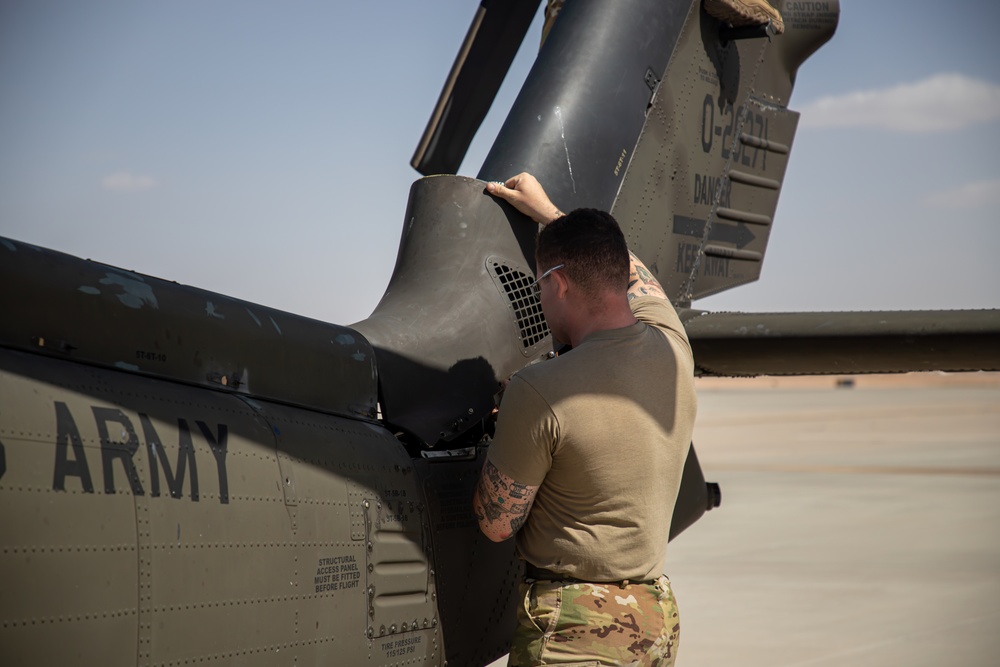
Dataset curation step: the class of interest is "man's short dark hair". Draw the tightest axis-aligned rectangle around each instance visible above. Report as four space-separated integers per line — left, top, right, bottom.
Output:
536 208 630 295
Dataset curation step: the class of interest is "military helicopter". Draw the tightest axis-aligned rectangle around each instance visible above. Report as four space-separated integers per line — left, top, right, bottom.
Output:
2 1 998 665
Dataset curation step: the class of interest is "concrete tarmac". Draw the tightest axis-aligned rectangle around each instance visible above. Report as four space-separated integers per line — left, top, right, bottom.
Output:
487 377 1000 666
669 379 1000 666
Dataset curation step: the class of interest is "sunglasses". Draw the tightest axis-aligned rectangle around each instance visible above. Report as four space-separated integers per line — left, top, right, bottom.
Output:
531 263 565 288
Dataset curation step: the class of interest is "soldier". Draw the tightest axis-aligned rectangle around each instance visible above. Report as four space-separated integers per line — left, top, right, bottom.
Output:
474 174 698 666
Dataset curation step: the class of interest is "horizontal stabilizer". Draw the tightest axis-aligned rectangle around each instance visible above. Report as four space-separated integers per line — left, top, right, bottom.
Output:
682 309 1000 376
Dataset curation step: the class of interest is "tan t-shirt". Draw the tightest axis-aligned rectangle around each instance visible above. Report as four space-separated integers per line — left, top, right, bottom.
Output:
488 296 697 582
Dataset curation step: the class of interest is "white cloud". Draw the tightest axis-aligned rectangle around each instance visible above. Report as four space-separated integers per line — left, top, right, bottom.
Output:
922 178 1000 209
799 74 1000 132
102 171 157 192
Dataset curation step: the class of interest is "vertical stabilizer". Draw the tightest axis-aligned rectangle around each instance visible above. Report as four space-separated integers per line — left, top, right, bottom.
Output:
612 0 840 305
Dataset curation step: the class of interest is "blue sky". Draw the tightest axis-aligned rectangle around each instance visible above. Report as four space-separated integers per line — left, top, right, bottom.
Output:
1 0 997 324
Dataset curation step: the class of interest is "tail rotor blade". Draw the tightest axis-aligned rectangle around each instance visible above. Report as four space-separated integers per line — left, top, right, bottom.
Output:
411 0 540 176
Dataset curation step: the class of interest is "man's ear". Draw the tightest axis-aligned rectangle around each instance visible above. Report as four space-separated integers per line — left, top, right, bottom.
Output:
551 270 571 299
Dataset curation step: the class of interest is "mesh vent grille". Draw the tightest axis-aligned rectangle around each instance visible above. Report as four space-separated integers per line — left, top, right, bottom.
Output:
493 263 550 349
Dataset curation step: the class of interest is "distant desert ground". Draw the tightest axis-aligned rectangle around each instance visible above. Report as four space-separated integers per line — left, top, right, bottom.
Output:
696 370 1000 390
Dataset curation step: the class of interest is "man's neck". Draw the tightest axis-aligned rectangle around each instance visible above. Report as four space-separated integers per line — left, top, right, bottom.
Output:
566 293 637 347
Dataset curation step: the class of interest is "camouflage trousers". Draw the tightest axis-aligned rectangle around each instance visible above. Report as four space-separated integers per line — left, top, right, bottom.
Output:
509 575 679 666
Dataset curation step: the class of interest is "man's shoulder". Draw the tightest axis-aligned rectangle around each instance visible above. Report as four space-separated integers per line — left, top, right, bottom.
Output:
511 352 580 398
512 356 561 387
629 295 684 332
629 296 694 362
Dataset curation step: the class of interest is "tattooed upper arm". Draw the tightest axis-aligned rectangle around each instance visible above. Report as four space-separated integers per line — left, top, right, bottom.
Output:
472 460 539 542
627 251 667 302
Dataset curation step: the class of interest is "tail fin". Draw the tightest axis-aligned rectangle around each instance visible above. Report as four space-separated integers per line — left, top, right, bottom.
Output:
613 1 839 306
462 0 838 306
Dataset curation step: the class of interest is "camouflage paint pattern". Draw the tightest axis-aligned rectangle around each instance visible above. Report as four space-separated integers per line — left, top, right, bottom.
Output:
510 576 680 666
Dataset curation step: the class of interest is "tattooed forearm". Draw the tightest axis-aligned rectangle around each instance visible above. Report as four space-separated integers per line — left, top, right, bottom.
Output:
478 465 512 522
473 460 540 542
478 461 526 521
